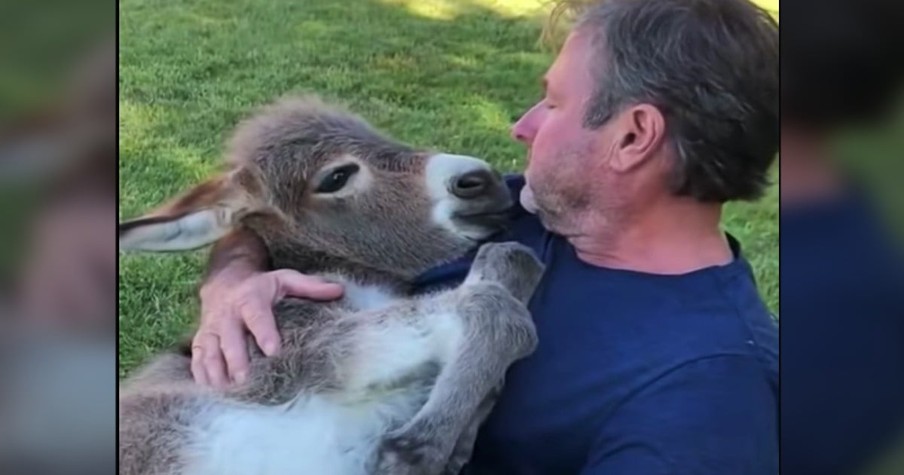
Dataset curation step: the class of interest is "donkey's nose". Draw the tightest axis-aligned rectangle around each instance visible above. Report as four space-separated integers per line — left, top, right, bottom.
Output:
451 169 495 199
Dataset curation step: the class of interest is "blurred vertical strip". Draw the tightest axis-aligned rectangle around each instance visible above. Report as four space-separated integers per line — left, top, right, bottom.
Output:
0 0 116 473
780 1 904 475
0 0 115 298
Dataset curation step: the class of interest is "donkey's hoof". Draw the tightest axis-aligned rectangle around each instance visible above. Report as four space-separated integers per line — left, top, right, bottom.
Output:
375 428 447 475
465 242 544 303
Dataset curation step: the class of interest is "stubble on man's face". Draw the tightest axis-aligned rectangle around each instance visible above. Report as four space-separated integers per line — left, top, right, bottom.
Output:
516 30 624 237
523 137 599 235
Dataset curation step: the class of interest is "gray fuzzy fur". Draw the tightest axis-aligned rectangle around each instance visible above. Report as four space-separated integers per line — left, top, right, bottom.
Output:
118 96 544 475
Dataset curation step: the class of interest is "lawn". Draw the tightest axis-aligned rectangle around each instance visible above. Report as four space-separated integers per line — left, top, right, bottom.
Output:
118 0 780 376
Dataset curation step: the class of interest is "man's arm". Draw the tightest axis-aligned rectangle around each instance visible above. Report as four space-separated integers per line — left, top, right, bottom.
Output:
202 227 271 286
192 227 343 388
580 355 777 475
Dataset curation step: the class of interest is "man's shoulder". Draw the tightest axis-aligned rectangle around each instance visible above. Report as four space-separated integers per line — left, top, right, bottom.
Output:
535 236 777 379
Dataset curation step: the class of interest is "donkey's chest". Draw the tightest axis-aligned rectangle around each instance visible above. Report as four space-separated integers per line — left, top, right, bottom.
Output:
340 281 400 311
188 389 428 475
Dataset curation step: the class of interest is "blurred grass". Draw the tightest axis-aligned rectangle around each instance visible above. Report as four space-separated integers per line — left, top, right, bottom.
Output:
0 0 113 119
118 0 780 376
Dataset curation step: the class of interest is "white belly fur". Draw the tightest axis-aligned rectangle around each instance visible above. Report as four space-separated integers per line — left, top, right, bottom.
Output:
186 388 427 475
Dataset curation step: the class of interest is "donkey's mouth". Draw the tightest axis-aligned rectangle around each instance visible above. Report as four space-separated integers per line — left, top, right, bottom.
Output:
454 203 514 218
452 206 514 231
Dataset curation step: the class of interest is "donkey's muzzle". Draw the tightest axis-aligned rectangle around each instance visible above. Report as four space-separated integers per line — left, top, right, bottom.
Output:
450 168 501 200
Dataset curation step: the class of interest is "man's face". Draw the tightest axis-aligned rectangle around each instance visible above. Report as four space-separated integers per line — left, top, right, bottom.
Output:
511 32 621 235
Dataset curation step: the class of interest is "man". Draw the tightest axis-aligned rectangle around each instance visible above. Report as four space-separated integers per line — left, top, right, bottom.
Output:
779 1 904 474
192 0 779 472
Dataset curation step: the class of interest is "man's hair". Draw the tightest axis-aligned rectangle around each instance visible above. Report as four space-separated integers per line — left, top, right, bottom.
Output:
547 0 779 203
780 0 904 129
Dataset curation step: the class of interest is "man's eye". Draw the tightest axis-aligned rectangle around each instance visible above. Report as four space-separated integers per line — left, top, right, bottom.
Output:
315 164 359 193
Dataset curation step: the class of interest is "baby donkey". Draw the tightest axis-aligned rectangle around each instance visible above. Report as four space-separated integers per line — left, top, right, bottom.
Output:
118 96 544 475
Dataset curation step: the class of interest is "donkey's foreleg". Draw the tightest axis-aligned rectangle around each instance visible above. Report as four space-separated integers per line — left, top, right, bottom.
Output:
441 381 504 475
375 242 544 475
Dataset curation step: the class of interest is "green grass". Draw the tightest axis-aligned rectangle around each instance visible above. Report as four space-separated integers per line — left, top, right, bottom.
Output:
119 0 779 376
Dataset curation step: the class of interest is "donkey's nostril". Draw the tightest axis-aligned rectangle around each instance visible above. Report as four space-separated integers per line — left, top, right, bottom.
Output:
451 170 492 199
458 174 484 189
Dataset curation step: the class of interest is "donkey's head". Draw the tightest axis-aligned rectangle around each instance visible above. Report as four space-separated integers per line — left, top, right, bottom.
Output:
119 96 514 279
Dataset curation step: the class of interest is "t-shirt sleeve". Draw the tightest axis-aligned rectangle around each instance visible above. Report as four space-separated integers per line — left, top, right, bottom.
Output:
579 355 777 475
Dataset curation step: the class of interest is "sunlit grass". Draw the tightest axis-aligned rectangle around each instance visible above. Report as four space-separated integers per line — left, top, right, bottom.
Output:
384 0 547 19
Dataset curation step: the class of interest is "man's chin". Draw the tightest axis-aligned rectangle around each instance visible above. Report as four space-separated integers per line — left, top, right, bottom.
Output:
519 185 568 234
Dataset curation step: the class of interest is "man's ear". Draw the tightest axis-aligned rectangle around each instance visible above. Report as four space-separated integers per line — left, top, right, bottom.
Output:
119 173 248 252
609 104 666 173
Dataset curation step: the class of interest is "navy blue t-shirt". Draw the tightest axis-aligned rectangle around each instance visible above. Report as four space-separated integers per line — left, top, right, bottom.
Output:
780 184 904 475
414 175 779 474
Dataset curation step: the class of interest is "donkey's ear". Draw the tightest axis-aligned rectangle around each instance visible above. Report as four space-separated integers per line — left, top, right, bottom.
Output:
119 174 245 252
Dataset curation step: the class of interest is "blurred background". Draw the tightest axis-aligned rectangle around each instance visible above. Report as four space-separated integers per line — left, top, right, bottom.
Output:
780 0 904 474
0 0 115 473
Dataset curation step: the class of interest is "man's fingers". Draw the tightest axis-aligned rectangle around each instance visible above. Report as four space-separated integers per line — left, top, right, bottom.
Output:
196 333 228 389
272 270 344 300
234 270 344 356
190 343 209 386
219 323 250 385
190 269 340 385
237 297 281 357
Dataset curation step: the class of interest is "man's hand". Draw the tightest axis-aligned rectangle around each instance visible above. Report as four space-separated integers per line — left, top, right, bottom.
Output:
193 269 343 388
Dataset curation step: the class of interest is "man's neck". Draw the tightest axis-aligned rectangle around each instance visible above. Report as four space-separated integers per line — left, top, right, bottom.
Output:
568 198 732 275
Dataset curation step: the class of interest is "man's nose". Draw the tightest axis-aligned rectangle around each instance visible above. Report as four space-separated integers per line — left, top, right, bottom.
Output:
510 120 532 144
510 107 537 145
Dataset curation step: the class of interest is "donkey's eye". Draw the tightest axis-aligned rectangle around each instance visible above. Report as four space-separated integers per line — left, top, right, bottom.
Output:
315 164 359 194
